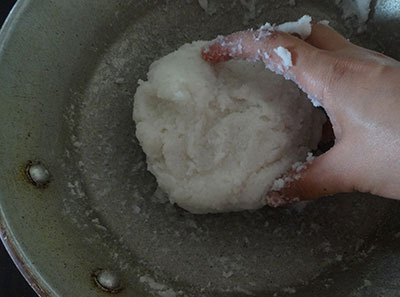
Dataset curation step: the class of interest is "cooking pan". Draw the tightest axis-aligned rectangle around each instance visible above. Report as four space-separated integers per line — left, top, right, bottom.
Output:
1 0 400 296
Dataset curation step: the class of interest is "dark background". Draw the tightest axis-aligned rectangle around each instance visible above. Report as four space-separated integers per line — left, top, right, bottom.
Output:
1 0 38 296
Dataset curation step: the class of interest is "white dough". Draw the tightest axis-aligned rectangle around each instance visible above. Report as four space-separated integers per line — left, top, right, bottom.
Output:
275 15 312 39
273 46 293 69
133 41 324 214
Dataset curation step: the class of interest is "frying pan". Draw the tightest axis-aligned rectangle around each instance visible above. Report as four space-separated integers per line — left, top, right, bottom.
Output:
1 0 400 296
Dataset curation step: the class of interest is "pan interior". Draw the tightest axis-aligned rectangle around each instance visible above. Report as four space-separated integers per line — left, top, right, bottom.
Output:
60 0 400 296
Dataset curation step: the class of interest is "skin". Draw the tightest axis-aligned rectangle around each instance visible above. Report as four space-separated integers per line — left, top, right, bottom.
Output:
201 24 400 206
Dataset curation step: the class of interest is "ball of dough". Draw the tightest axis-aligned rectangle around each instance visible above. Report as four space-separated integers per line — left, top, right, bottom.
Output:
133 41 324 214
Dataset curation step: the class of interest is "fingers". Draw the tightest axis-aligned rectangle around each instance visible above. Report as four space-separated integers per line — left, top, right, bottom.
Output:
201 24 355 109
306 23 352 51
202 30 336 108
202 30 318 73
266 144 355 206
201 23 351 64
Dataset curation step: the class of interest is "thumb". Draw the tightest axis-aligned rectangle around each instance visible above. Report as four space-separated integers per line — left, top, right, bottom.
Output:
266 144 355 207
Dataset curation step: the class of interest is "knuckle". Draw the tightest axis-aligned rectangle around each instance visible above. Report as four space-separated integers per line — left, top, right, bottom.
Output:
327 57 349 86
322 52 387 95
320 54 356 97
266 31 291 47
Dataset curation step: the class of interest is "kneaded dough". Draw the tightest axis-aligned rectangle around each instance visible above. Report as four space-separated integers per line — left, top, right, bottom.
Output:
133 41 324 214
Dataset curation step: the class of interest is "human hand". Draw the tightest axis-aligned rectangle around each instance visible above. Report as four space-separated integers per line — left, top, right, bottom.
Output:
202 24 400 206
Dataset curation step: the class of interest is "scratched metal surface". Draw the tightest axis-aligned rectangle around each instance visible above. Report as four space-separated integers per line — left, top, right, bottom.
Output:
1 1 400 297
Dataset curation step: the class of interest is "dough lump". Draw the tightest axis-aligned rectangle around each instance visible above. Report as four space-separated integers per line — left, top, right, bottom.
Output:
133 41 324 214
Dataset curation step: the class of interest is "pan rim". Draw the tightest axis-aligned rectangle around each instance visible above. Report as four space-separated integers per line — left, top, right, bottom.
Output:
0 0 55 296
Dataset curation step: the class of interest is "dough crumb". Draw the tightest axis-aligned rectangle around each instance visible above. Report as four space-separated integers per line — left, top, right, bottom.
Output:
273 46 293 69
198 0 208 10
275 15 312 39
335 0 371 33
318 20 330 26
257 15 312 40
